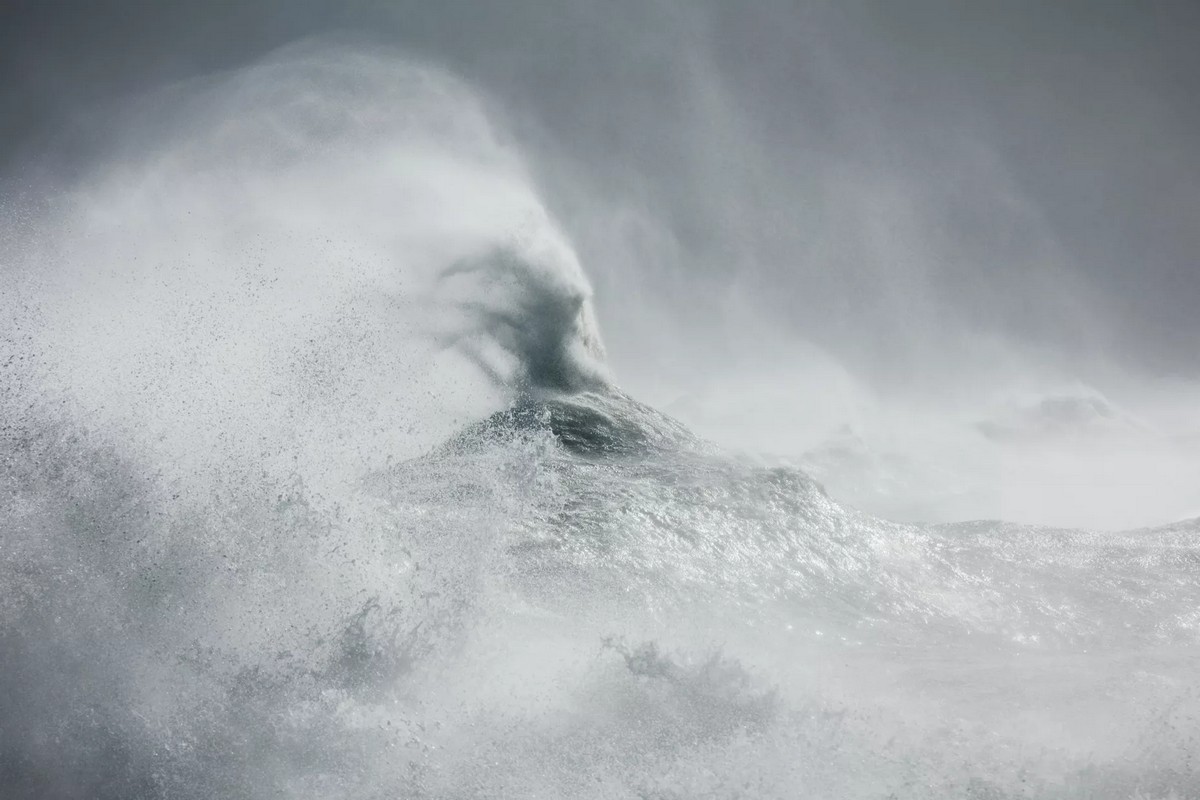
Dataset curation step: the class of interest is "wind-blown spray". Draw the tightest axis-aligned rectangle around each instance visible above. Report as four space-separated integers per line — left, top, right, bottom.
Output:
2 41 1199 800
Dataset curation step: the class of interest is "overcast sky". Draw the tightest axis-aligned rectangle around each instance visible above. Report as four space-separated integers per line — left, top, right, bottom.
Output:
3 0 1199 391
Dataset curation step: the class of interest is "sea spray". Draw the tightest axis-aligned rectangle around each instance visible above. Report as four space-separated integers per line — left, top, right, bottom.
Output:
2 42 1200 800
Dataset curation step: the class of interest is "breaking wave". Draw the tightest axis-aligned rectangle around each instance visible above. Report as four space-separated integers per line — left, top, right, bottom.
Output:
3 42 1199 800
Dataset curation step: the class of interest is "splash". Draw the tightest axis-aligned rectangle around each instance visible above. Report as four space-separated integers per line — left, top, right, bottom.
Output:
2 41 608 496
3 40 1199 800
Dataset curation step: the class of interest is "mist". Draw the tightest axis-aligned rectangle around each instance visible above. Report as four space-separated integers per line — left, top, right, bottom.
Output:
3 3 1200 798
8 0 1198 527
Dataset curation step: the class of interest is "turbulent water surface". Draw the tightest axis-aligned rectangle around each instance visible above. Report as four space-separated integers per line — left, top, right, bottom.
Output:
2 43 1199 800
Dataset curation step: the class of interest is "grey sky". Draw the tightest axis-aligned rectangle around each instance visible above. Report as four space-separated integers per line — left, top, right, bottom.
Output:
3 0 1198 387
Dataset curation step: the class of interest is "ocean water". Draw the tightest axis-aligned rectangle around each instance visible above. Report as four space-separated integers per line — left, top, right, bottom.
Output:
2 44 1198 800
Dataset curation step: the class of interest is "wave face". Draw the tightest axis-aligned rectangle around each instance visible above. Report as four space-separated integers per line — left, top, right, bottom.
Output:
3 45 1200 800
5 388 1200 799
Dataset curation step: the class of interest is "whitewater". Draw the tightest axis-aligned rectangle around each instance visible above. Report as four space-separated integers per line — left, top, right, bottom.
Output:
2 44 1198 799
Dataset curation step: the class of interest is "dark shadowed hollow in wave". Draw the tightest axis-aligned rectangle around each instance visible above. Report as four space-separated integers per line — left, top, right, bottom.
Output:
3 7 1200 800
